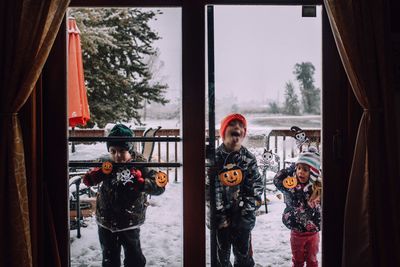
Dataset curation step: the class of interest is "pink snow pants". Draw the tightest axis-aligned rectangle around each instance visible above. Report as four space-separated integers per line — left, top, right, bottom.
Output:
290 230 320 267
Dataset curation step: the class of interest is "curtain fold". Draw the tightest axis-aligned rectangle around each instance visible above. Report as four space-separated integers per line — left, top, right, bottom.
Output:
0 0 69 266
324 1 400 266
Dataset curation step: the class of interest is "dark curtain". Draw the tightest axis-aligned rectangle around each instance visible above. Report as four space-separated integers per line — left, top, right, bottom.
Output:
324 0 400 266
0 0 69 266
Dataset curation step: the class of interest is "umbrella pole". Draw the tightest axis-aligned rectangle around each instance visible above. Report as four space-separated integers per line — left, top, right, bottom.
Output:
71 127 76 153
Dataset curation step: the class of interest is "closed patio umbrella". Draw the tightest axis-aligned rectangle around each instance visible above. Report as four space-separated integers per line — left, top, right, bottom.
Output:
68 17 90 152
68 17 90 128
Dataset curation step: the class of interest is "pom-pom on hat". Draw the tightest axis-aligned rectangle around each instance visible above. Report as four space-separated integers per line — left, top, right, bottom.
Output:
107 124 133 151
219 113 247 140
296 147 321 182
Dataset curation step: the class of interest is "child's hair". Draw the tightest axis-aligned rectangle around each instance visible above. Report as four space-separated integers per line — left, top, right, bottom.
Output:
310 180 322 200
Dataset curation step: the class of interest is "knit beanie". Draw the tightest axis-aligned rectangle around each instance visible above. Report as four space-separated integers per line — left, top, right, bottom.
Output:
106 124 133 151
219 113 247 140
296 148 321 182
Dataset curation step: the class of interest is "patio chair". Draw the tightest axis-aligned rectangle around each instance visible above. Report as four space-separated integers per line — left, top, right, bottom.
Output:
141 126 161 162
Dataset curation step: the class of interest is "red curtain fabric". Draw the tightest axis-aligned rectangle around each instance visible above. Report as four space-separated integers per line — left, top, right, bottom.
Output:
0 0 69 266
324 1 400 266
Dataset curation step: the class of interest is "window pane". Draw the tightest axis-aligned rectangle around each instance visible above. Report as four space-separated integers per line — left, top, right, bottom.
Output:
68 7 183 266
206 5 322 266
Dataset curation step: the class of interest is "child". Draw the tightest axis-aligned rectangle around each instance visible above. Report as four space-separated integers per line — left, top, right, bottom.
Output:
273 148 322 267
206 113 264 267
82 124 165 267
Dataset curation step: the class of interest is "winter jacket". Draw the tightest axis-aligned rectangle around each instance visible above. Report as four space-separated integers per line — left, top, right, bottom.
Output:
206 144 264 231
83 151 165 232
273 167 321 233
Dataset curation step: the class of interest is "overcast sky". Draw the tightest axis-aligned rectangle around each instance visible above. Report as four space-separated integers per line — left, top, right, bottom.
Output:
148 5 322 104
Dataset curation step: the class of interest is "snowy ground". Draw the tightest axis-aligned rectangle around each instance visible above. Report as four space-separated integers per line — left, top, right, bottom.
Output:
69 145 321 267
70 116 322 266
70 174 184 267
70 167 293 266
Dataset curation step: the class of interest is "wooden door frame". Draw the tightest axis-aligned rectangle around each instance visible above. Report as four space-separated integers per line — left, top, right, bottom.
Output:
41 1 356 266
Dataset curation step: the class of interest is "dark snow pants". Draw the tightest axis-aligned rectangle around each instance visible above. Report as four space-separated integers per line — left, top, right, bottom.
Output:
216 227 254 267
98 226 146 267
290 230 319 267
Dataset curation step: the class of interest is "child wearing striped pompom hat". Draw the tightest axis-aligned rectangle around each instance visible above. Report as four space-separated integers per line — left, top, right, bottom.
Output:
273 146 322 267
296 146 321 183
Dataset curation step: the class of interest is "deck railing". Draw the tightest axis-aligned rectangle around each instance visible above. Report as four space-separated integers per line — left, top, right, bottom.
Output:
266 129 321 168
70 128 321 174
69 128 182 182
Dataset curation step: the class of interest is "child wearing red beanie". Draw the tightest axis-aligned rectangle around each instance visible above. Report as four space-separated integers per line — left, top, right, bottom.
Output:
219 113 247 139
207 113 264 267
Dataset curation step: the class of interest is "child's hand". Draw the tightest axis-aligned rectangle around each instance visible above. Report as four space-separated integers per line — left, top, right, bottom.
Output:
129 168 145 191
308 195 321 208
130 168 145 184
286 163 296 175
83 167 106 186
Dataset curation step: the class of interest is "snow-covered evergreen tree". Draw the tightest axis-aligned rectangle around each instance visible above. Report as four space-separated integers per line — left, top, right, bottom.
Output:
267 101 281 114
69 8 168 127
283 81 300 115
293 62 320 114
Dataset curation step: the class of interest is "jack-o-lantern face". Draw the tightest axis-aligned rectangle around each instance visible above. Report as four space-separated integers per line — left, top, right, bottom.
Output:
102 161 113 175
283 176 298 189
219 164 243 187
155 171 168 187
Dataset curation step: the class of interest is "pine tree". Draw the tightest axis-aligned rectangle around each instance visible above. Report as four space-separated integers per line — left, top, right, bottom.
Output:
268 101 281 114
283 81 300 115
69 8 168 128
293 62 320 114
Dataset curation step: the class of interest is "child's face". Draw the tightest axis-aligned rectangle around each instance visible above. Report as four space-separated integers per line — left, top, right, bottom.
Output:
223 119 245 151
109 146 131 163
295 163 310 183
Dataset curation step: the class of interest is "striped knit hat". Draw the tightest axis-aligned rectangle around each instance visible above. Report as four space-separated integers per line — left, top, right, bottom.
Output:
296 149 321 182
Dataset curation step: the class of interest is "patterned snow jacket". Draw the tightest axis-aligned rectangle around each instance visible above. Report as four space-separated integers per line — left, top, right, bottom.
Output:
206 144 264 231
83 151 165 232
273 167 321 233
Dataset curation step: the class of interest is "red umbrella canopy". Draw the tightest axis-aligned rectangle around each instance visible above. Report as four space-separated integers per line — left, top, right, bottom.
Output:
68 17 90 128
